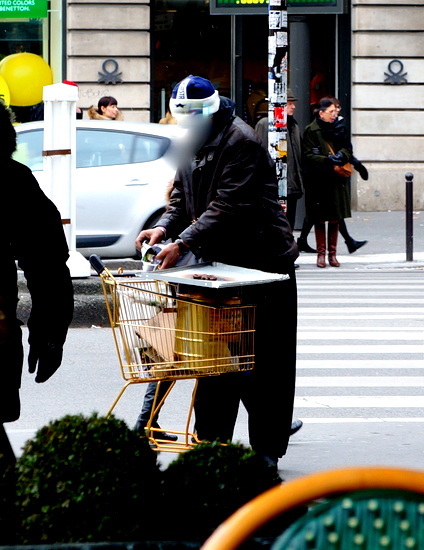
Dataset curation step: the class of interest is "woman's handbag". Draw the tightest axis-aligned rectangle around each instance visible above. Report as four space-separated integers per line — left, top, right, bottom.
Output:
334 163 353 178
327 143 353 178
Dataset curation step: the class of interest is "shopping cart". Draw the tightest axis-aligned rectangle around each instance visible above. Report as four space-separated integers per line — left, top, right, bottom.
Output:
90 255 260 452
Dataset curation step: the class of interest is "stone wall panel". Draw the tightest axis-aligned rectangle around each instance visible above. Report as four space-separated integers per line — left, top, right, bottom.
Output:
352 136 424 163
78 84 150 110
352 111 424 136
68 5 149 29
67 31 149 56
355 6 424 30
352 84 424 109
352 58 423 84
68 57 150 84
353 33 424 58
352 165 423 211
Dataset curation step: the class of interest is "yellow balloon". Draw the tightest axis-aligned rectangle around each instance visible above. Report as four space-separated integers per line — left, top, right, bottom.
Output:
0 74 10 107
0 52 53 107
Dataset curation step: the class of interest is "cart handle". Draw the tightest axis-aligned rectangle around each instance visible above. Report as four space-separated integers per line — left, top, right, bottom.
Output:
89 254 106 275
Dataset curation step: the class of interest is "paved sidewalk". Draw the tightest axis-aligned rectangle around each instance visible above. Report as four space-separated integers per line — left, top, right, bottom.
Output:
293 210 424 269
16 210 424 328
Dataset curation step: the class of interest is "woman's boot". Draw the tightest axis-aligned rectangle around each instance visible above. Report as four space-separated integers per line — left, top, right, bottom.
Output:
339 218 368 253
315 222 327 268
328 221 340 267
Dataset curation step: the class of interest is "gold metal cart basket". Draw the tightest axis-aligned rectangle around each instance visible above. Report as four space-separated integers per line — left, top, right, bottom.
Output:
90 256 265 451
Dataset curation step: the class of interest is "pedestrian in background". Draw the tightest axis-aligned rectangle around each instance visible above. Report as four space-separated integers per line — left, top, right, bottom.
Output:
136 75 298 468
0 101 74 465
331 97 368 253
299 96 368 257
254 89 304 233
88 96 123 120
302 97 352 268
159 108 177 125
254 90 304 436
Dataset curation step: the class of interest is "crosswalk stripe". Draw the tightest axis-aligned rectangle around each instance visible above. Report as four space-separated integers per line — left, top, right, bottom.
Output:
299 286 424 290
299 298 424 304
299 308 424 312
297 344 424 353
297 332 423 340
299 326 422 331
297 359 424 368
297 377 424 387
294 271 424 424
300 418 424 424
295 396 424 407
300 314 424 319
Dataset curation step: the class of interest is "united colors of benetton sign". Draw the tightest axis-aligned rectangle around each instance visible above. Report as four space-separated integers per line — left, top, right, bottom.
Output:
0 0 48 18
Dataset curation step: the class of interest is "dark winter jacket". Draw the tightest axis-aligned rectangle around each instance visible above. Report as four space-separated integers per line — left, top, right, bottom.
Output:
287 115 304 198
302 117 352 222
0 158 74 423
156 97 298 274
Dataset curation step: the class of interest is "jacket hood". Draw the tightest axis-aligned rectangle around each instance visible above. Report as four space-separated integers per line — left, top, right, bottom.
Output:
196 96 235 146
212 96 235 128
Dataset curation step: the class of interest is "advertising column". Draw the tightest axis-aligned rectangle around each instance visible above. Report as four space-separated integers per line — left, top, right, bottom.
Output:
268 0 288 211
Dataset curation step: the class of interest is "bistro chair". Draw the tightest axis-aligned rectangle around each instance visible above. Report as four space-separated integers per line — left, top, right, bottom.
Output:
201 466 424 550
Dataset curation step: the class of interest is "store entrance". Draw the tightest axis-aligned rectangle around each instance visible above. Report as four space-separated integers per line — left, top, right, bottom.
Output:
151 2 349 229
152 4 345 125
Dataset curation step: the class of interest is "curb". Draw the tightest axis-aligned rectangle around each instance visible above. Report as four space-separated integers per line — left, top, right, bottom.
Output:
17 259 143 328
17 255 424 328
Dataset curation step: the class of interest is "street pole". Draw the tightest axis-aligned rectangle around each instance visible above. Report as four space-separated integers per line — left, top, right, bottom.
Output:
43 83 91 278
268 0 288 212
405 172 414 262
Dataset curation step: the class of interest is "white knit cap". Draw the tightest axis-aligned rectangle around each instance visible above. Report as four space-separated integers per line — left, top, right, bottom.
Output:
169 75 220 122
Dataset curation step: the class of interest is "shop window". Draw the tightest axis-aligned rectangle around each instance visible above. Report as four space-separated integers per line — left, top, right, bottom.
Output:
0 20 43 60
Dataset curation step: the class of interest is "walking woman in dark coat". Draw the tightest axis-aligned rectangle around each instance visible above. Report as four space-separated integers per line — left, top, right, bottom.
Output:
0 102 74 467
302 97 352 268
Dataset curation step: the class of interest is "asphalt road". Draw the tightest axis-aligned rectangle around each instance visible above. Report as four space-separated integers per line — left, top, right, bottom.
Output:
7 264 424 481
7 209 424 479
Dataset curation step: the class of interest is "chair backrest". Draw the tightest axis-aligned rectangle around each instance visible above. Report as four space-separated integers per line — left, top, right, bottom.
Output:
201 466 424 550
272 488 424 549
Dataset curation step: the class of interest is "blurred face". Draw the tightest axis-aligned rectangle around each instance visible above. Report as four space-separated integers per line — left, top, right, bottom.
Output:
101 103 118 119
319 105 337 123
286 100 296 116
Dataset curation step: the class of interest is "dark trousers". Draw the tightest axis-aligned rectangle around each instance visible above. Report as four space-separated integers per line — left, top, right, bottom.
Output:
286 195 299 232
136 381 173 428
194 272 298 459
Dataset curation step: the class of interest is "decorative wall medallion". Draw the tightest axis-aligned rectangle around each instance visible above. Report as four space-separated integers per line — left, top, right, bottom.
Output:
384 60 407 84
98 59 123 85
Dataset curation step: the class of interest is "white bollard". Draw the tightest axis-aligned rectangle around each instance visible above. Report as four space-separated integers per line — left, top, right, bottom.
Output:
42 83 91 278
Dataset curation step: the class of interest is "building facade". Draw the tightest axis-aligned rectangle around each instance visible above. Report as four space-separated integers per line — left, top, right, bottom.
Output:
351 0 424 211
0 0 422 211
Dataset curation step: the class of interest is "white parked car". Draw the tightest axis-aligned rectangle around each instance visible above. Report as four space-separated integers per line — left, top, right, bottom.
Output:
14 120 187 258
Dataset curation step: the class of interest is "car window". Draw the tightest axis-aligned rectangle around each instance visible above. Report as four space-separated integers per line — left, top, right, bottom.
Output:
14 127 172 171
76 129 170 168
132 133 170 163
13 129 44 171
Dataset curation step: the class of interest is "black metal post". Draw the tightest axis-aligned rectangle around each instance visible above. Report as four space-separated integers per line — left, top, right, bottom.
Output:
405 172 414 262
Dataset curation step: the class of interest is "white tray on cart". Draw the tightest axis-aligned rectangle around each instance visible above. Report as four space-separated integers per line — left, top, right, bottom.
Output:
134 261 289 288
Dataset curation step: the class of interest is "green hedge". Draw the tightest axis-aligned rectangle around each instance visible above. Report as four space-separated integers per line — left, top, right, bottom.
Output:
0 413 286 546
